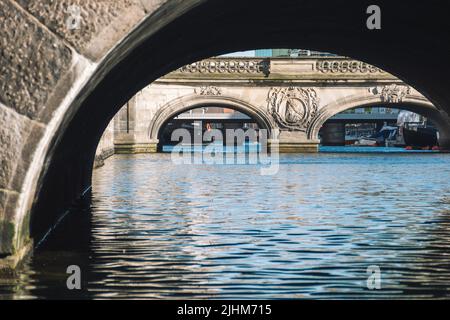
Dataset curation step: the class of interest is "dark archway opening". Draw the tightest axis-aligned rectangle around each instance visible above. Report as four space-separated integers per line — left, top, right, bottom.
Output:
319 106 441 149
157 106 261 152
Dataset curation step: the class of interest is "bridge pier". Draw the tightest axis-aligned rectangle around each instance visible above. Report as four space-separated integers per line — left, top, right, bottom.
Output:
114 142 158 154
275 131 320 153
276 141 320 153
0 241 33 273
113 141 320 154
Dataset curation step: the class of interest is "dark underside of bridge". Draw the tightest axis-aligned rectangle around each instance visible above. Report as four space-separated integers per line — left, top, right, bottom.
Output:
31 0 450 245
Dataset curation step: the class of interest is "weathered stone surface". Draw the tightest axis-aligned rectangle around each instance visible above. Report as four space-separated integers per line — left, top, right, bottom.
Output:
0 191 7 219
0 192 20 255
94 120 115 168
0 104 32 190
10 124 45 193
138 0 169 13
0 0 72 119
16 0 148 61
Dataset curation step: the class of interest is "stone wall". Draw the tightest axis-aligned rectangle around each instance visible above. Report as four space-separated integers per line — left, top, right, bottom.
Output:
94 121 115 169
0 0 176 265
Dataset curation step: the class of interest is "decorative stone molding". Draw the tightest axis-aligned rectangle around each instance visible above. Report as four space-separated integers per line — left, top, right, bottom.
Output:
267 87 319 131
380 84 411 103
195 86 222 96
178 59 270 75
317 60 381 73
371 84 411 103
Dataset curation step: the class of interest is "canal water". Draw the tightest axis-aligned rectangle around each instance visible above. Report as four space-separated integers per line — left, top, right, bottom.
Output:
2 151 450 299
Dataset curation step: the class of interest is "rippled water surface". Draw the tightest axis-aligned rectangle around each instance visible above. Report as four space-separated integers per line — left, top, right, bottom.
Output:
3 152 450 299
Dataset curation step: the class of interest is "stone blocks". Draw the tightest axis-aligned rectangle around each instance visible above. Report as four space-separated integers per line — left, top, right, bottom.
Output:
0 0 72 120
16 0 148 61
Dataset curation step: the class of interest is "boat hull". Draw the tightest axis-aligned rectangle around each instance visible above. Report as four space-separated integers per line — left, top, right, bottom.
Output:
403 127 437 147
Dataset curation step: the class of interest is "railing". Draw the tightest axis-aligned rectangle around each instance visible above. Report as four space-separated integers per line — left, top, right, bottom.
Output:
316 60 382 73
176 58 270 75
165 57 391 78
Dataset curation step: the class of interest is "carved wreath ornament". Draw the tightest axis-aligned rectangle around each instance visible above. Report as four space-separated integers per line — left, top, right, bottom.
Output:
267 87 319 131
379 84 411 103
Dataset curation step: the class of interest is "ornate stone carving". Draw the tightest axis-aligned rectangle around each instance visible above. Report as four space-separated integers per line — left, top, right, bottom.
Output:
178 59 270 75
317 60 381 73
195 86 222 96
267 87 319 131
378 84 411 103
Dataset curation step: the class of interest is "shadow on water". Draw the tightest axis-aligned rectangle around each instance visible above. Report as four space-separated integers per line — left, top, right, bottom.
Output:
0 197 95 299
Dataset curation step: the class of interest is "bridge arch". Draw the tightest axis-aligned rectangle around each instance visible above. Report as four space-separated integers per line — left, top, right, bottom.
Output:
308 93 450 148
148 94 277 144
1 0 450 264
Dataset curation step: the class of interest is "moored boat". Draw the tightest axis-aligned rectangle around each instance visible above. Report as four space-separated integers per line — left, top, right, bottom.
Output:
402 123 438 148
353 125 398 146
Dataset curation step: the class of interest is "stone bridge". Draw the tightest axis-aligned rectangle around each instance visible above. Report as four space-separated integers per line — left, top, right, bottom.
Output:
112 57 450 153
1 0 450 269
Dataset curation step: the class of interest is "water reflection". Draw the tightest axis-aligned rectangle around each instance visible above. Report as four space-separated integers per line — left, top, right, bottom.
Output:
2 152 450 299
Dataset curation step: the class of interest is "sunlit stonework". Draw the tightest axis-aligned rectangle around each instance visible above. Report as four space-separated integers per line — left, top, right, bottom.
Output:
317 60 381 73
195 86 222 96
380 84 411 103
267 87 319 131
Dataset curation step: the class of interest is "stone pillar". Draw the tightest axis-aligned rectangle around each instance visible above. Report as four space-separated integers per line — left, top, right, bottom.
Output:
266 87 321 152
114 141 159 153
272 131 320 153
113 94 159 153
94 121 115 168
113 97 138 153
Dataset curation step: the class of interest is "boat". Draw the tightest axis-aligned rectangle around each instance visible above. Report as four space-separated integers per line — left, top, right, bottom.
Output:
402 122 438 148
344 133 360 145
353 125 398 146
395 110 438 148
